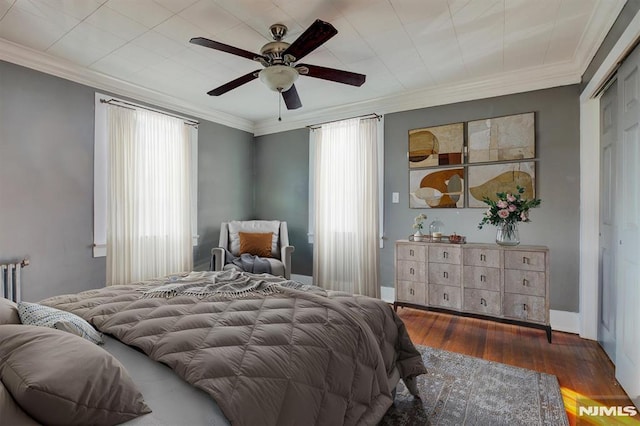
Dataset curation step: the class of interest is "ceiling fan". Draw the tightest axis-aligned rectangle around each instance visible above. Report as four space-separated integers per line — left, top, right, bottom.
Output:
190 19 366 111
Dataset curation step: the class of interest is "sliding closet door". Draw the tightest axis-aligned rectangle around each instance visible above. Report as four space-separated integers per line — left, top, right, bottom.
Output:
598 79 617 362
616 45 640 408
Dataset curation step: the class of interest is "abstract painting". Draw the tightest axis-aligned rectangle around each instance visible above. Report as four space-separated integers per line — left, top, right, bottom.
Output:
467 162 536 207
409 123 464 168
467 113 535 163
410 167 465 208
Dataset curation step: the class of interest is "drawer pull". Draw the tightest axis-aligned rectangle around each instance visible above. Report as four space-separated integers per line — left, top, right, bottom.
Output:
522 256 530 265
522 278 529 286
443 271 449 279
409 267 415 275
409 288 414 295
480 254 486 262
523 303 528 311
409 249 414 256
443 251 448 259
480 298 487 306
480 274 486 282
443 293 449 301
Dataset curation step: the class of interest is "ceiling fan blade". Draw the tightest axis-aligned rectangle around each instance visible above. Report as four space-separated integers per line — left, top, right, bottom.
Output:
282 85 302 110
297 63 366 86
190 37 264 62
207 70 260 96
282 19 337 61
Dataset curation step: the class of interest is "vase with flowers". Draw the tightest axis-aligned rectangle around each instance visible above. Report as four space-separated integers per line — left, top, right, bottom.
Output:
478 186 541 246
412 213 427 241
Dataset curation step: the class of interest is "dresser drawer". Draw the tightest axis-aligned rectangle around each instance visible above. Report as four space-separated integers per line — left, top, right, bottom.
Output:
397 260 425 282
397 244 426 261
464 248 501 268
396 281 426 305
503 293 546 323
429 284 461 310
463 265 501 291
463 289 501 316
504 250 546 272
504 270 546 297
428 262 461 286
429 245 461 264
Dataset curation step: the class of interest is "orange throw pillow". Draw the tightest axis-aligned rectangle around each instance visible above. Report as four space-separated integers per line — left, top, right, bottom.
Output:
238 232 273 257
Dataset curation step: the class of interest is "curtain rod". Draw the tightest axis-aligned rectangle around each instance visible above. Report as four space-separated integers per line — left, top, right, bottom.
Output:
307 113 381 130
100 98 199 127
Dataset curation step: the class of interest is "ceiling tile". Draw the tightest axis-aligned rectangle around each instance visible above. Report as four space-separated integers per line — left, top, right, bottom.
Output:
47 22 127 66
0 6 75 50
33 0 105 20
11 0 80 29
343 0 403 38
105 0 173 28
178 0 241 36
390 0 449 25
153 0 198 14
272 0 342 25
90 42 167 77
132 30 188 58
85 4 148 41
154 14 208 44
544 0 594 64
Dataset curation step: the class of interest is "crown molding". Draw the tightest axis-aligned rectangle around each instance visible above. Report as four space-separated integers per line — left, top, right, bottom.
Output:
253 61 582 136
0 39 254 133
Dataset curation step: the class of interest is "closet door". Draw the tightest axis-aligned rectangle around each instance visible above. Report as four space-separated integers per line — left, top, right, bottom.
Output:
616 46 640 408
598 79 617 362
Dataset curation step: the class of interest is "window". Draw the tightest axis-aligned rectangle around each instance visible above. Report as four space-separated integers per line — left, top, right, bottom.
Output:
308 116 384 297
93 93 198 284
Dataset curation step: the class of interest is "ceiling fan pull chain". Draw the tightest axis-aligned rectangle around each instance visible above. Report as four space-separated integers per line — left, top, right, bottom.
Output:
278 91 282 121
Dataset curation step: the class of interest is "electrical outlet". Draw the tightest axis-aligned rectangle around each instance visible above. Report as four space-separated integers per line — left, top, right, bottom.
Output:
392 192 399 203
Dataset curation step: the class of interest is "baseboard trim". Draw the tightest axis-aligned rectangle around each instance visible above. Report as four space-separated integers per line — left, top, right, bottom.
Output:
380 286 580 334
291 274 313 285
549 310 580 334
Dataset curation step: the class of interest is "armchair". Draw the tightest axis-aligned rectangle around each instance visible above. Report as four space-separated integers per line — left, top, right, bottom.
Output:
211 220 295 279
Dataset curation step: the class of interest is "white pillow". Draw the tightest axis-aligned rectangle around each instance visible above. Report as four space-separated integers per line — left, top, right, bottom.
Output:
18 301 103 345
227 220 280 257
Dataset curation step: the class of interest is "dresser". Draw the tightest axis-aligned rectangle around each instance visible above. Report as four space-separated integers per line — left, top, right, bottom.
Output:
394 240 552 342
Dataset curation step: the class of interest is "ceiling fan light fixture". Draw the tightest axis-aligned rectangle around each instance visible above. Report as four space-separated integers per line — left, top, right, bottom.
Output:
259 65 298 92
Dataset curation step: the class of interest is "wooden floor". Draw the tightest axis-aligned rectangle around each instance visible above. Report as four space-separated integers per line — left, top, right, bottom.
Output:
396 307 639 425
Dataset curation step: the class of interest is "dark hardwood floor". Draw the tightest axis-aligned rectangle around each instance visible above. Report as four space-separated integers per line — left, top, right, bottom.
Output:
396 307 639 425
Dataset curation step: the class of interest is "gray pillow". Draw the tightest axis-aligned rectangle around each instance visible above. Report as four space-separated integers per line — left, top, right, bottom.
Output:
18 301 103 344
0 298 20 325
0 325 151 426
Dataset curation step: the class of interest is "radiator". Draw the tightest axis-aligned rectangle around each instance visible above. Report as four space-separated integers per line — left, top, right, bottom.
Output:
1 259 29 302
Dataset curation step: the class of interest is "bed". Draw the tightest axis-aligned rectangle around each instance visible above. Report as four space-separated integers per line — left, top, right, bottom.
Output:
5 271 426 425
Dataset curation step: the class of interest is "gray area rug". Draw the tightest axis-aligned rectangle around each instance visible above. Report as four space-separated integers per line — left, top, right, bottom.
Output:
380 345 569 425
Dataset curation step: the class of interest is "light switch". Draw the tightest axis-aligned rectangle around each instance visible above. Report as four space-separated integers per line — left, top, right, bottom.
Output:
392 192 399 203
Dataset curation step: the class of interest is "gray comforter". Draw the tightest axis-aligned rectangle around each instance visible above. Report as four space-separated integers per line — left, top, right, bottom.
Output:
40 271 426 426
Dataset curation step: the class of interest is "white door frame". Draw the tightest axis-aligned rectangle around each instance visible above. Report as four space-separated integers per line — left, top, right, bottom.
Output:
579 11 640 340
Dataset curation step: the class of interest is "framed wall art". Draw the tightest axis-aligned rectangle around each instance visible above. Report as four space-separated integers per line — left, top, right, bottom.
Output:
467 161 536 207
409 167 465 208
409 122 464 168
467 112 535 163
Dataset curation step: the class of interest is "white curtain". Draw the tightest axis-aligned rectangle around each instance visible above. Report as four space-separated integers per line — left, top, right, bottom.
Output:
107 107 193 285
312 117 380 297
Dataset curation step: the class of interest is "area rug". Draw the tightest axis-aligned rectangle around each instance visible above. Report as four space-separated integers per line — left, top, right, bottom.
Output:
380 345 569 425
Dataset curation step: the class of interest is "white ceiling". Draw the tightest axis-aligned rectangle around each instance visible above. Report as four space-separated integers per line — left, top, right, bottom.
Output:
0 0 626 134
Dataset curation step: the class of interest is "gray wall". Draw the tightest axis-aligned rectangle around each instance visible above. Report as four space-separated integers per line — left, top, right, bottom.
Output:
196 121 254 269
253 129 312 275
0 61 104 302
0 60 254 301
253 85 581 312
